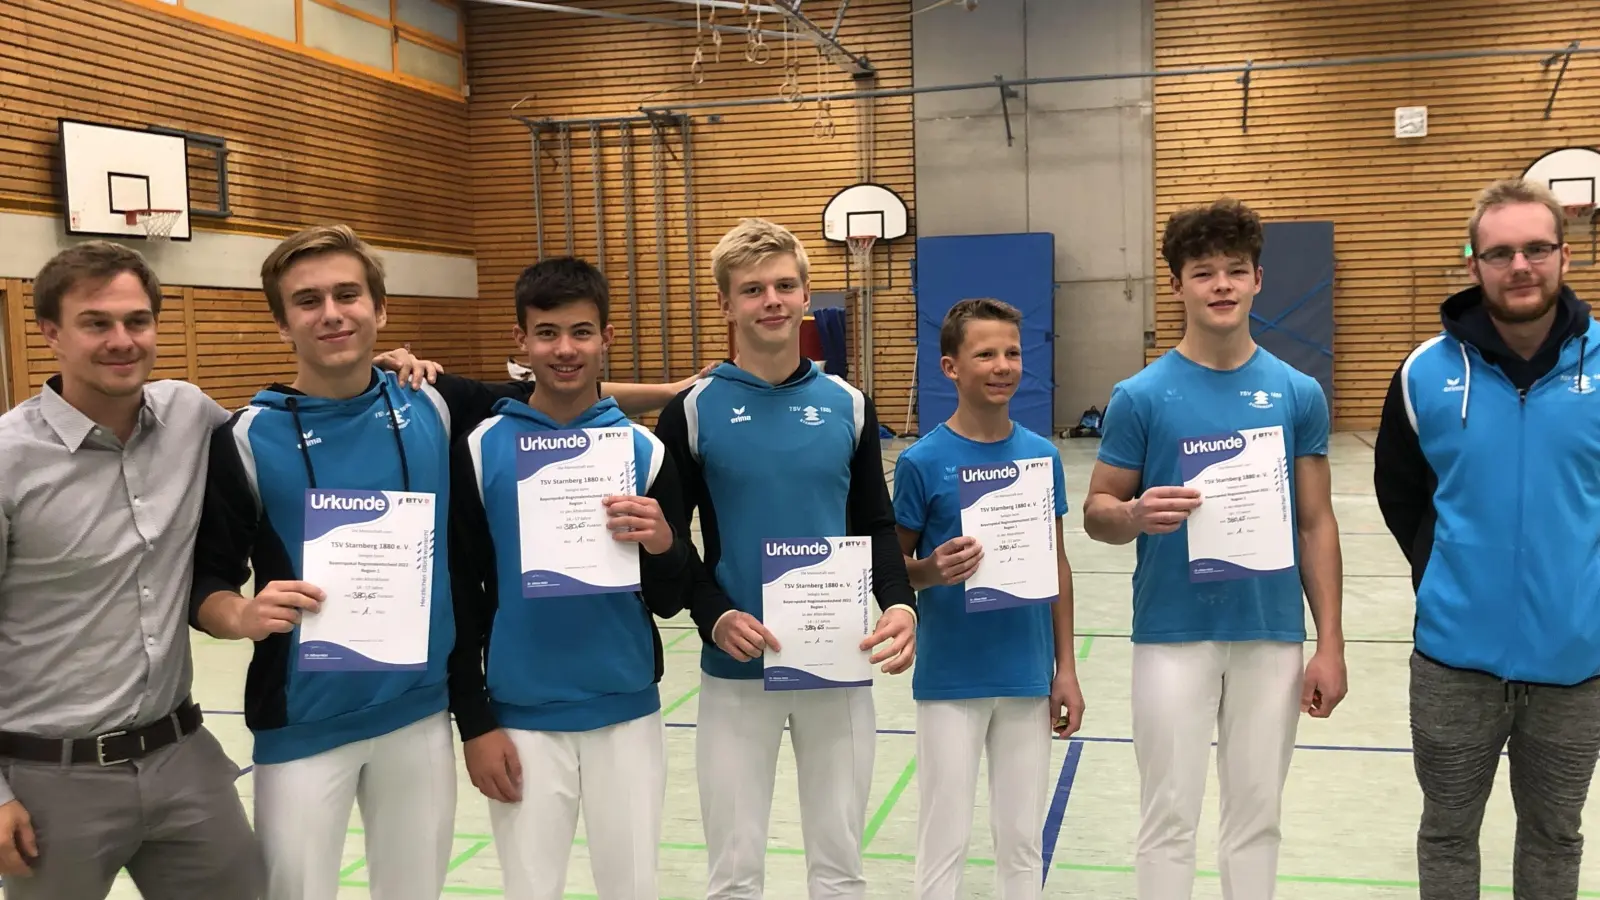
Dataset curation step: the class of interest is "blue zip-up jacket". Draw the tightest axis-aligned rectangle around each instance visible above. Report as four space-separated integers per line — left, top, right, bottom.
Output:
653 359 917 680
445 396 715 740
190 369 532 764
1375 284 1600 687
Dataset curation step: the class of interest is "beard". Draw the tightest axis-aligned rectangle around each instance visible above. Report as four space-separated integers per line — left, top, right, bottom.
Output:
1483 275 1562 324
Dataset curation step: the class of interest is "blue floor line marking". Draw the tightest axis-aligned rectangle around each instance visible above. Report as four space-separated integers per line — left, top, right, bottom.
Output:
1040 739 1084 884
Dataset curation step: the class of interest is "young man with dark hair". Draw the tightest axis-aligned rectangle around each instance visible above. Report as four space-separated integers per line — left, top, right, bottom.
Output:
446 255 717 900
0 241 266 899
893 297 1084 900
653 217 918 900
1375 178 1600 900
1082 198 1346 899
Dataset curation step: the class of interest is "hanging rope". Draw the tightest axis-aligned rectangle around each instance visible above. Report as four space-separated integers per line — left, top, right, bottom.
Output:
812 46 835 138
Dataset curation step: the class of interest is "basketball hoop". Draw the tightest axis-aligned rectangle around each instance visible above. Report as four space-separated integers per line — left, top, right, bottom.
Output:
124 209 182 241
1564 203 1596 225
847 234 876 271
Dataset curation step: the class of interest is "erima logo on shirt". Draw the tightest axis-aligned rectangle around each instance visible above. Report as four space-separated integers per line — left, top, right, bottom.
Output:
1181 435 1244 455
766 540 829 556
519 433 588 452
309 492 387 512
730 406 752 424
962 464 1017 483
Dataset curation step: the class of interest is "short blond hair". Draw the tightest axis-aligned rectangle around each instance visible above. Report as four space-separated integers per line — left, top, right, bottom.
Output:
260 224 387 323
1469 178 1566 253
711 217 810 295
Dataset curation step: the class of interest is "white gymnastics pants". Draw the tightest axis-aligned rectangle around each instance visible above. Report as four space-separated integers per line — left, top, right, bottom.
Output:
915 697 1053 900
1131 640 1304 900
696 673 876 900
487 712 668 900
252 710 457 900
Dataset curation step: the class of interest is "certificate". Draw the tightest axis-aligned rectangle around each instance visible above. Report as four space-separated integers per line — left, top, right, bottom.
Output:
958 457 1059 613
761 537 874 691
298 488 436 672
1179 425 1294 582
516 427 640 598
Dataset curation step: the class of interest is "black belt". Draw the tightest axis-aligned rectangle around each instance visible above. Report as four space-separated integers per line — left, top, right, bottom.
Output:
0 700 203 766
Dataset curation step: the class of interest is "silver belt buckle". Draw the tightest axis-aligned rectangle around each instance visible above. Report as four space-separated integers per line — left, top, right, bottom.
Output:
95 729 139 766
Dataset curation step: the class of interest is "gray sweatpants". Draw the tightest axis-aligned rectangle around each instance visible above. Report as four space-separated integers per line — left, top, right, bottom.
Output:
1410 650 1600 899
0 726 264 900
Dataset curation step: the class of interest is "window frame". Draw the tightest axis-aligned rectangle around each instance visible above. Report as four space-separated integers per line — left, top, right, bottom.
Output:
123 0 468 101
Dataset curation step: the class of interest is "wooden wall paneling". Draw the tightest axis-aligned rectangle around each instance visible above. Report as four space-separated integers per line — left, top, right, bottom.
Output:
1 0 472 252
466 0 918 429
181 287 201 382
1152 0 1600 429
2 280 23 410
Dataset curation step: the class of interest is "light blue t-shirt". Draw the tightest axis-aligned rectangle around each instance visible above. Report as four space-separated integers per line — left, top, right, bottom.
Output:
1097 346 1330 644
893 421 1068 701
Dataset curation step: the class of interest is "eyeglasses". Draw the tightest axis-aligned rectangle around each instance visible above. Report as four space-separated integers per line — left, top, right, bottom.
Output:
1475 241 1561 267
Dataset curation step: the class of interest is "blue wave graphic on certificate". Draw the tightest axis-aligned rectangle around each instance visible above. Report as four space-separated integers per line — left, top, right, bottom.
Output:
1178 426 1294 582
516 427 641 598
761 537 874 691
298 488 435 671
957 457 1059 612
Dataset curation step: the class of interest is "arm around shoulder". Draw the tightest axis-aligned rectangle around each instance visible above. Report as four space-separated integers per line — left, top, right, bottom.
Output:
190 418 262 638
445 433 501 742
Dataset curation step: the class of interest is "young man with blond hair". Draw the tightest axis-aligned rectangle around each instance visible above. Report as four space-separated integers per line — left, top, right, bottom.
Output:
1376 177 1600 899
653 217 918 899
893 297 1084 900
190 224 475 900
1084 198 1345 899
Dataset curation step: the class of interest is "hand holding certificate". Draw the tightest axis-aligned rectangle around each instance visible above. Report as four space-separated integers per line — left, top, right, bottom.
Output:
762 537 874 691
298 488 436 671
516 427 641 598
958 457 1059 613
1179 425 1294 582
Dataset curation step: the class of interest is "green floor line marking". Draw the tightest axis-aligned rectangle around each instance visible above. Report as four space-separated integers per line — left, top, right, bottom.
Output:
662 685 700 716
1077 634 1094 660
338 857 367 878
340 828 1600 896
663 630 693 650
861 756 916 850
447 840 492 873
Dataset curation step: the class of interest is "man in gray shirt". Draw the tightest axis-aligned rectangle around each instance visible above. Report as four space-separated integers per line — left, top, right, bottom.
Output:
0 240 265 898
0 242 432 899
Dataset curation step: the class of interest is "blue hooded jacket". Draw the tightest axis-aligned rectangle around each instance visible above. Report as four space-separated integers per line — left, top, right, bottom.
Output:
189 368 459 764
1375 284 1600 687
446 395 713 739
653 359 917 680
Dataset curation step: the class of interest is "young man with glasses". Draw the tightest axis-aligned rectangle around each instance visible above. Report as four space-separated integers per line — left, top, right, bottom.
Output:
1375 177 1600 900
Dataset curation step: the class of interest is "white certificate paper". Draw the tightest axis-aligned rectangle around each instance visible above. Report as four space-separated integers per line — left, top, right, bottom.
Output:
958 457 1059 613
298 488 436 672
1179 425 1294 582
761 537 874 691
516 427 640 598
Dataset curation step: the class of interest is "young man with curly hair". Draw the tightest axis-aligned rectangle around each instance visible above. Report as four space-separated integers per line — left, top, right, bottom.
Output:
1082 198 1347 899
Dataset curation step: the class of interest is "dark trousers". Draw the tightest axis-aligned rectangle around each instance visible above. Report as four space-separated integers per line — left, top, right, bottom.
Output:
0 726 264 900
1410 650 1600 899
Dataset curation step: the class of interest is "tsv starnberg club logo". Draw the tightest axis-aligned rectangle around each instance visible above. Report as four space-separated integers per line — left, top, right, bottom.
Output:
1572 374 1595 395
1241 389 1278 409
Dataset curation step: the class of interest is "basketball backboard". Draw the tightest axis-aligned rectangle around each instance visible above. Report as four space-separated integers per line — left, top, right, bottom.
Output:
58 118 193 241
822 182 909 243
1522 146 1600 211
1522 146 1600 265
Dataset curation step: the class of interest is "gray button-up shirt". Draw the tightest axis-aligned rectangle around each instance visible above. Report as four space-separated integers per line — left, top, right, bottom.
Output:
0 377 227 805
